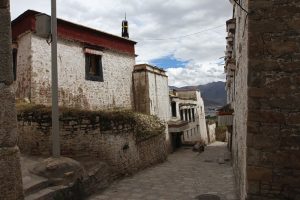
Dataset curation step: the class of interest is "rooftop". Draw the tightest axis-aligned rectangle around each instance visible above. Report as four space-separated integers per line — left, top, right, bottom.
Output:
12 10 136 55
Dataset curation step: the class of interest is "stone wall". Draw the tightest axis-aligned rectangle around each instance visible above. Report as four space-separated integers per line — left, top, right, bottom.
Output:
17 105 167 175
15 32 135 110
228 0 300 199
0 1 24 199
246 0 300 199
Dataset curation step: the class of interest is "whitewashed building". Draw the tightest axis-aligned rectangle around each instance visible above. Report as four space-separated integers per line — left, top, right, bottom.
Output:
12 10 136 110
168 89 208 150
132 64 171 149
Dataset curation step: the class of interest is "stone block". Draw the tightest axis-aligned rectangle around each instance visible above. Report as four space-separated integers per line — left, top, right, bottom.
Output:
286 113 300 125
248 181 260 194
0 84 18 147
0 9 13 84
248 110 285 124
247 166 272 181
0 146 24 200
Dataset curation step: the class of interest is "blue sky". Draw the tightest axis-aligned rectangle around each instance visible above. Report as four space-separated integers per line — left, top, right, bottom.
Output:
150 56 188 69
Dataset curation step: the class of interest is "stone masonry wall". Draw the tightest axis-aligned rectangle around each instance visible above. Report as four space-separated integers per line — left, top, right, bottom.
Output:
246 0 300 199
16 32 135 110
17 106 167 175
0 1 24 199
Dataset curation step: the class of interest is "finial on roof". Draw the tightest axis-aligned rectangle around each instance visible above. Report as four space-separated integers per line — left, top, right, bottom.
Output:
122 13 129 38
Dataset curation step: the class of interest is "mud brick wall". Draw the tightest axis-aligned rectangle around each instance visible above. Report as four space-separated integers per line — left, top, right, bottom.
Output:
17 107 167 175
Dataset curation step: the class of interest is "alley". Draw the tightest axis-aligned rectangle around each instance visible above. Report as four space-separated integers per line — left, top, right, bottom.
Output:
89 142 237 200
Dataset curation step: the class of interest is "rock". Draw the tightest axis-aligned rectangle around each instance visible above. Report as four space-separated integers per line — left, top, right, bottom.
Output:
30 157 85 186
193 142 205 152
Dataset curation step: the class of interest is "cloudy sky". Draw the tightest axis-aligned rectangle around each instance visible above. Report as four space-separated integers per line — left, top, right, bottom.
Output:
11 0 232 87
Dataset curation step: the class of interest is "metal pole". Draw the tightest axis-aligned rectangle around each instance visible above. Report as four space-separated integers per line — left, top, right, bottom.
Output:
51 0 60 157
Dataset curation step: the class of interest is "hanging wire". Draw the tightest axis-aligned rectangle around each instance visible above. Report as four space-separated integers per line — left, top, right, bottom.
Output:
232 0 249 14
134 24 225 41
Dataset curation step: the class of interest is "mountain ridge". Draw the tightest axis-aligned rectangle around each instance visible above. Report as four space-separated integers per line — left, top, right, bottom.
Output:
169 81 226 107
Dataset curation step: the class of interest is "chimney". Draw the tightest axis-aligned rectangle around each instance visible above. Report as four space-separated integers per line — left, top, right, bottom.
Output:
122 13 129 38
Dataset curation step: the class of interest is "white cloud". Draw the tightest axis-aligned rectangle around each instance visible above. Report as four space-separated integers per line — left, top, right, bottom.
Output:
166 62 225 87
10 0 232 87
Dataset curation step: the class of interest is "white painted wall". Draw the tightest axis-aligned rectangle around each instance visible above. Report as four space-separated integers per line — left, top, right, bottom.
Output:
14 32 32 99
18 33 135 110
147 72 170 122
207 123 216 143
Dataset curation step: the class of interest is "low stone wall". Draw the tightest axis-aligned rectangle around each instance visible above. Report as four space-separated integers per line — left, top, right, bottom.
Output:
17 104 167 175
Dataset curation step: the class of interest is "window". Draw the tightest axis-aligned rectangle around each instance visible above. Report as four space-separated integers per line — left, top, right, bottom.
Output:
12 48 17 81
180 110 184 120
192 108 195 122
85 53 103 82
171 102 177 117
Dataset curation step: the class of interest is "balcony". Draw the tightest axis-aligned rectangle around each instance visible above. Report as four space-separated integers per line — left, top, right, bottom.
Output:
226 18 236 33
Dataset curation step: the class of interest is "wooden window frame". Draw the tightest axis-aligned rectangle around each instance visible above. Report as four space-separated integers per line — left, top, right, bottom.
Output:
85 53 103 82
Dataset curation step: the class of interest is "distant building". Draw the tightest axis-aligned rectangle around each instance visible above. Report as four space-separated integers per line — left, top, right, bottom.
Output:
168 89 208 150
12 10 136 110
133 65 209 152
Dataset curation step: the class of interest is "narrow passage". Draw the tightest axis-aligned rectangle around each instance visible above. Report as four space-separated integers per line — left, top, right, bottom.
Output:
90 142 237 200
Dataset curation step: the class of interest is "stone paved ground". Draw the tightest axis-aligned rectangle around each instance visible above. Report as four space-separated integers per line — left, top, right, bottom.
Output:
89 142 237 200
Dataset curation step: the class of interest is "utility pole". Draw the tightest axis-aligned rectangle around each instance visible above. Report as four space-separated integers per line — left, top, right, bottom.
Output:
51 0 60 157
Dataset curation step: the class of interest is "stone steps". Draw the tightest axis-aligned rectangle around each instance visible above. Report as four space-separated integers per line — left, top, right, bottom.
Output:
23 174 50 196
25 187 57 200
23 174 66 200
25 185 68 200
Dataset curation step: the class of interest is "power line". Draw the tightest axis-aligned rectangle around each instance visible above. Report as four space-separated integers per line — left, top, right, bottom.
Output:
134 24 225 41
232 0 249 14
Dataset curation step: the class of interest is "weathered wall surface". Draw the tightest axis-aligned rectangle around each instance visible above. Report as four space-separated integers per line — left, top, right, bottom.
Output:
14 32 32 99
231 1 249 199
245 0 300 199
196 92 208 143
132 71 149 114
133 65 171 150
147 72 170 122
16 33 135 110
207 123 216 144
17 107 167 175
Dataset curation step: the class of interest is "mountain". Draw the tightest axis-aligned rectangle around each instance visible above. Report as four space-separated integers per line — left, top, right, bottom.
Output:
198 81 226 106
170 81 226 107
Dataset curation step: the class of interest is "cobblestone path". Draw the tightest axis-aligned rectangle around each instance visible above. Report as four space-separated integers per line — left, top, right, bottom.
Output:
89 142 237 200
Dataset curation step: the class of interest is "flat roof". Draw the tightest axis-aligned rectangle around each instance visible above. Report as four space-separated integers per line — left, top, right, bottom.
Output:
12 10 136 55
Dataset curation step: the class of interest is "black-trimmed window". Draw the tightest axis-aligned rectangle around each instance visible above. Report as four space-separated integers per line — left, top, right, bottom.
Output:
171 102 177 117
85 53 103 82
12 48 17 81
